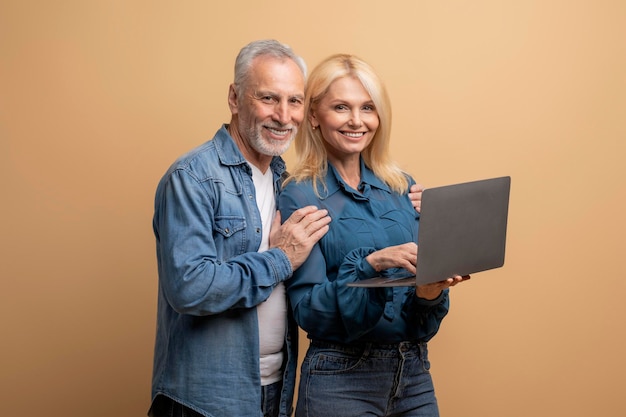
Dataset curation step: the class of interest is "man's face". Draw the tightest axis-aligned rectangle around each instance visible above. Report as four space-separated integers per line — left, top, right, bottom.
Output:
229 55 305 157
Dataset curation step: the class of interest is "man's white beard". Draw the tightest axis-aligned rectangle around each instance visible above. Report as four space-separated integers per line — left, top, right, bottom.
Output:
248 126 297 156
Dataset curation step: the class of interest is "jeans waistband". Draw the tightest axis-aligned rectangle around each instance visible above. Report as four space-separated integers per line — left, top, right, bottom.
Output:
310 339 426 354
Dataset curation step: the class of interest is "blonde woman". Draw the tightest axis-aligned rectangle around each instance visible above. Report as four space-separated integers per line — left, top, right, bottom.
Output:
279 54 468 417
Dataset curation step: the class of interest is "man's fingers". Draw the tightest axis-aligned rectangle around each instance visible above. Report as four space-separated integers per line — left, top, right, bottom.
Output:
411 183 425 192
286 205 321 224
308 223 330 241
305 210 331 232
288 207 330 232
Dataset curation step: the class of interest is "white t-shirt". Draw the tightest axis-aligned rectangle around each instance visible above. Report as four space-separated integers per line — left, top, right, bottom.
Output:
248 162 287 386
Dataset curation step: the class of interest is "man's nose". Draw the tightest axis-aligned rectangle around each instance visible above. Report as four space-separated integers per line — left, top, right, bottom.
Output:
273 101 290 125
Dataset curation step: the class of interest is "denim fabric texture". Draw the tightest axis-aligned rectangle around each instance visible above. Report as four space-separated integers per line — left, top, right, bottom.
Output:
262 381 283 417
150 125 297 417
296 341 439 417
148 395 205 417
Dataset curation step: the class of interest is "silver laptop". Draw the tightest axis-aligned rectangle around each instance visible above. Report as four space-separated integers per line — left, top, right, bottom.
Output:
347 176 511 287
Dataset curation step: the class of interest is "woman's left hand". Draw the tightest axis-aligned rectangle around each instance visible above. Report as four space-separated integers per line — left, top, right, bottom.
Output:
416 275 471 300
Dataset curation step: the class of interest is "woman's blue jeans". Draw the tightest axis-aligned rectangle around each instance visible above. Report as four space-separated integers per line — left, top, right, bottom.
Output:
296 340 439 417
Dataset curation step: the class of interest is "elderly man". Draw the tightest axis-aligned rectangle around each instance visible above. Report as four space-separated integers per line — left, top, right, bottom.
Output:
149 39 330 417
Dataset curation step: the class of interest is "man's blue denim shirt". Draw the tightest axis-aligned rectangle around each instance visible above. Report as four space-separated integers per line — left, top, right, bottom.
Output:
151 125 297 417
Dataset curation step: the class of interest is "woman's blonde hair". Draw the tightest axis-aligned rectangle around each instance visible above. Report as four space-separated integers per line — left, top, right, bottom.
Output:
284 54 409 196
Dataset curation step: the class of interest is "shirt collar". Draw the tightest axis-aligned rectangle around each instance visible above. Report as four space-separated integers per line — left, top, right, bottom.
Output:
324 157 391 199
214 124 286 176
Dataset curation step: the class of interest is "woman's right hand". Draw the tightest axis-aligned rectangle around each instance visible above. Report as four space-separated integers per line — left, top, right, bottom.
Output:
366 242 417 275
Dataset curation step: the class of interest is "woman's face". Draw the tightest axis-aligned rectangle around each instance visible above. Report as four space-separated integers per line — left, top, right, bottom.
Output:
311 76 379 161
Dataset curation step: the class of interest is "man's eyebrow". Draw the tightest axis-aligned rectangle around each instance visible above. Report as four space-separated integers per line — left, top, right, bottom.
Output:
253 90 304 100
252 89 274 98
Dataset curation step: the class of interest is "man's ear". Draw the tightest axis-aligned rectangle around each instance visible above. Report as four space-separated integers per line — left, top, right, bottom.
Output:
228 84 238 114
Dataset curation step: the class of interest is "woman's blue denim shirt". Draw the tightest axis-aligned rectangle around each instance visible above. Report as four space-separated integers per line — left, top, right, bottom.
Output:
151 125 298 417
278 160 449 344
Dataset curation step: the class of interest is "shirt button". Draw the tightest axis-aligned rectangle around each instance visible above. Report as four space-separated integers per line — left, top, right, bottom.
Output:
256 227 261 233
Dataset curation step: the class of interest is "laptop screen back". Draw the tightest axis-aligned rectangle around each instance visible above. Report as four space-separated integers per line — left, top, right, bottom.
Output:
347 176 511 287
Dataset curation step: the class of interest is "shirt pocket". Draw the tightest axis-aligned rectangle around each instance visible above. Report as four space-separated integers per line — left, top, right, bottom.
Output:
379 208 418 244
329 217 376 259
214 216 247 258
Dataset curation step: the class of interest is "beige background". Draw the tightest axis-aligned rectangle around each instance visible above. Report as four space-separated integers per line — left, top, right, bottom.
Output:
1 1 625 416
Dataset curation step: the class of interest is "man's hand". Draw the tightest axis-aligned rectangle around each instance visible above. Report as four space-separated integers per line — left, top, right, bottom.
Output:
409 183 424 213
270 206 331 270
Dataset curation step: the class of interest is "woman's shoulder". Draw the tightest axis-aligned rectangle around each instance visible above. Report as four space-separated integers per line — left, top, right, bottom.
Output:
281 177 316 198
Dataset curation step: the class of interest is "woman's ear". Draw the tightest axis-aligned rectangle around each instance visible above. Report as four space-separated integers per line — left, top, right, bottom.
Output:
309 112 319 129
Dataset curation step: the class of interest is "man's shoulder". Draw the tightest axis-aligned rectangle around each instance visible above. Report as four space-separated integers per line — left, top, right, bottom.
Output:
173 139 218 169
169 126 240 175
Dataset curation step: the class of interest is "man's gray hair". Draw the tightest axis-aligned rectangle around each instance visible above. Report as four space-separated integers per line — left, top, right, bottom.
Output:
233 39 307 95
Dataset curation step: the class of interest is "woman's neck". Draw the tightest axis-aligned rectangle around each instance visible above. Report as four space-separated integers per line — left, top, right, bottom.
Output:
329 154 361 190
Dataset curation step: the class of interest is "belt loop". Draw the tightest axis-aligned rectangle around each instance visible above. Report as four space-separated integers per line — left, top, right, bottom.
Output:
418 341 427 360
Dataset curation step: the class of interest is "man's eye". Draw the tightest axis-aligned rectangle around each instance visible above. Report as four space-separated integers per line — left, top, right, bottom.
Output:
261 96 274 103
